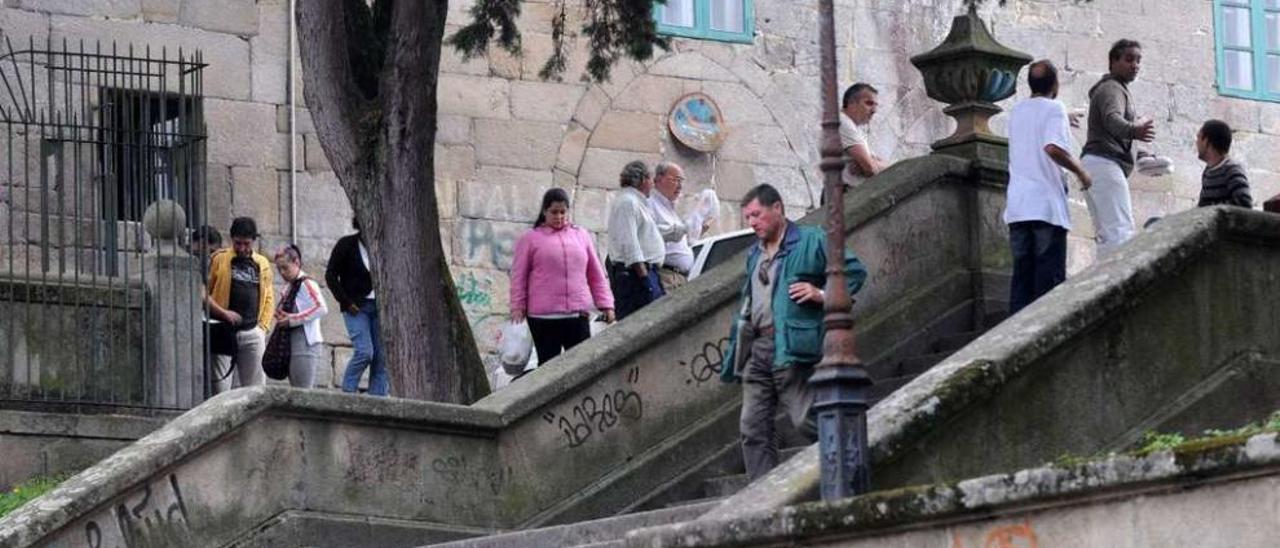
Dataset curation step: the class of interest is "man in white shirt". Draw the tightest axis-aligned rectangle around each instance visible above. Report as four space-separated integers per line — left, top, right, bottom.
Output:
1005 60 1092 314
648 161 704 292
839 83 886 193
607 160 666 319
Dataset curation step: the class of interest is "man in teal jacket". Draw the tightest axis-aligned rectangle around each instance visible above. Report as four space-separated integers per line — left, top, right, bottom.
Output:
721 184 868 479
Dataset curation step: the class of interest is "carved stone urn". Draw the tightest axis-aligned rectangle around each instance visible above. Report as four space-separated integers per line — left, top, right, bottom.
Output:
910 6 1032 161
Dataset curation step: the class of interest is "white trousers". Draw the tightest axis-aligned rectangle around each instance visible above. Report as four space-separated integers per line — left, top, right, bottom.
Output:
1082 155 1135 258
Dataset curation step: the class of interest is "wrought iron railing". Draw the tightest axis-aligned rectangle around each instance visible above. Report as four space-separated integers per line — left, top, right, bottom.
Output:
0 34 209 411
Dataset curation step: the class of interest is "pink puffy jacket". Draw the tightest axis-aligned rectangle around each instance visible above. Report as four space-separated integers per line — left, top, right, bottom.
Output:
509 224 614 316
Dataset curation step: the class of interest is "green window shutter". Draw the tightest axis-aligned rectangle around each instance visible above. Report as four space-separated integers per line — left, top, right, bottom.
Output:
655 0 755 44
1214 0 1280 102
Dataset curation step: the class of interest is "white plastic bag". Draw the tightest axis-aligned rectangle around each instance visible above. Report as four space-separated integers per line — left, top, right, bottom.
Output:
687 189 722 241
499 321 533 376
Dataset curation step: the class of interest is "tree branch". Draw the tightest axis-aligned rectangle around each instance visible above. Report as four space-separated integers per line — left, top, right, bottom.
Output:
451 0 666 83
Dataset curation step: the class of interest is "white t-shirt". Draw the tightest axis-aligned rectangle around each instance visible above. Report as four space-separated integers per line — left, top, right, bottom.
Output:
358 241 376 299
1004 97 1075 230
839 112 871 187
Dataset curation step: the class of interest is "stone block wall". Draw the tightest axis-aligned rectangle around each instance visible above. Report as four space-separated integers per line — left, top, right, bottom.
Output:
3 0 1268 385
837 0 1280 273
1 0 831 387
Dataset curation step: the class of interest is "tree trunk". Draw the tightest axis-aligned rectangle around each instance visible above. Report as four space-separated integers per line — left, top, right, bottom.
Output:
296 0 490 403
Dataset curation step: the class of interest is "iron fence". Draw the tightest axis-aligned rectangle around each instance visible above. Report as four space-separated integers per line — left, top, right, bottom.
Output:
0 33 209 411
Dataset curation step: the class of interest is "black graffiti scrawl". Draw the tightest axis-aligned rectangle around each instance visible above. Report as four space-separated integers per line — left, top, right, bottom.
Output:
542 367 643 448
681 338 730 385
84 474 192 548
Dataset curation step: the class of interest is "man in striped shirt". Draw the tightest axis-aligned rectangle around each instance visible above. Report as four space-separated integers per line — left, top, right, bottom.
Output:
1196 119 1253 209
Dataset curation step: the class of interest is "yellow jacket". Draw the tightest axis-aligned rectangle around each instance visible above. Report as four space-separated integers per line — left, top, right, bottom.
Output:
208 248 275 331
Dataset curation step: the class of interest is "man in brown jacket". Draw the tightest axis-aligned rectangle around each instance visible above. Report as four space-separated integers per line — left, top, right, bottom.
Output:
1081 39 1156 258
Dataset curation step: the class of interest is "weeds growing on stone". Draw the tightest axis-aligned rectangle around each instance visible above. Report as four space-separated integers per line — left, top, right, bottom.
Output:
0 474 68 519
1050 410 1280 468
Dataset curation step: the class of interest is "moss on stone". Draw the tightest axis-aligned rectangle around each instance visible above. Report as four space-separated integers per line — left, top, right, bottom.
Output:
788 483 959 534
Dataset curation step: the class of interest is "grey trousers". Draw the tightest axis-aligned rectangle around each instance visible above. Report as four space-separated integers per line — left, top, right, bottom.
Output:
289 329 320 389
740 332 816 481
212 327 266 395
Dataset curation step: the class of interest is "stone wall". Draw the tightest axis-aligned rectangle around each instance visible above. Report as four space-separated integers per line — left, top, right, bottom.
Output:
1 0 1270 383
0 0 834 384
0 410 166 491
838 0 1280 273
0 277 149 406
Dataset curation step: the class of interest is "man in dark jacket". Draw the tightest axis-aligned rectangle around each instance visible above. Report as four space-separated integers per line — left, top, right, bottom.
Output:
1082 39 1157 258
1196 119 1253 209
325 218 389 396
721 184 867 480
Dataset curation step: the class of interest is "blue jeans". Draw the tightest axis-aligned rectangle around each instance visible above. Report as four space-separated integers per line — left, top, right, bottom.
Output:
1009 221 1067 314
342 300 389 396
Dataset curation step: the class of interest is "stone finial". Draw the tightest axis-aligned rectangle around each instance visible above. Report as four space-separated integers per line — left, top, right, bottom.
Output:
142 200 187 242
910 7 1032 157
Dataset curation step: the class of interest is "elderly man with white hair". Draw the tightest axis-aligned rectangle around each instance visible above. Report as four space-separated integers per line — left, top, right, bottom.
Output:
647 161 709 292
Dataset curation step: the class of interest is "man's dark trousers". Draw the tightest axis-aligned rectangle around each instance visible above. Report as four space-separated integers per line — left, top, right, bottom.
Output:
1009 220 1067 314
740 325 816 480
609 263 665 320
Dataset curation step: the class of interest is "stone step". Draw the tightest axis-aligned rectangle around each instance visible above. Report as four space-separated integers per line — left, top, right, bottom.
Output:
424 500 720 548
697 445 807 500
982 299 1010 328
893 351 953 378
702 473 749 498
663 495 726 510
933 329 982 354
575 541 625 548
870 374 917 403
984 310 1009 328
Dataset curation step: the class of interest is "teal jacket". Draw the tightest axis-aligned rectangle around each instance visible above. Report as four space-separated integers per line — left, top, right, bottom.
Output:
720 222 867 382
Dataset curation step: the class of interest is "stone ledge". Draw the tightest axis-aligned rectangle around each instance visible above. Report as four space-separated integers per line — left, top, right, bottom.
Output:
624 432 1280 547
0 275 147 306
0 409 167 440
0 387 503 547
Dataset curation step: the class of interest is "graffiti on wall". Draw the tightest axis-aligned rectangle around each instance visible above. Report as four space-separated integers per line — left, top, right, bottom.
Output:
456 271 494 311
542 367 643 448
952 521 1039 548
431 454 512 497
452 269 507 355
82 474 192 548
681 337 730 385
344 436 421 485
462 220 519 270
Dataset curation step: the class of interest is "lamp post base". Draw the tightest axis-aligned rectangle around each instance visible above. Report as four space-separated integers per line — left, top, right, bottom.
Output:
809 363 871 500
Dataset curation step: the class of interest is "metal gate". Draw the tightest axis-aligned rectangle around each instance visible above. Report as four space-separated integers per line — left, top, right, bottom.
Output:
0 34 208 411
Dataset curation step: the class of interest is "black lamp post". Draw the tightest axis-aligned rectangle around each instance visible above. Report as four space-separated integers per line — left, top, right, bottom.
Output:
808 0 872 501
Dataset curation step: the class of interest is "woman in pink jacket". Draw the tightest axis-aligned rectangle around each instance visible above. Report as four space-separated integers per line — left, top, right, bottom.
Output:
510 188 615 367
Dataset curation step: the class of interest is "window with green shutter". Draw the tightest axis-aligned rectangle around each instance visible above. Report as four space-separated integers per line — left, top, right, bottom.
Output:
1214 0 1280 102
655 0 755 44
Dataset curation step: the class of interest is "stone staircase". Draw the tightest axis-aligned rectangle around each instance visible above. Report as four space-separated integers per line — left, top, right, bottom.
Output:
426 300 1009 548
1 154 1025 548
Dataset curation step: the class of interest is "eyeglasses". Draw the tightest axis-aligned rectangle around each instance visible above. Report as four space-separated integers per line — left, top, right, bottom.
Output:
757 256 774 286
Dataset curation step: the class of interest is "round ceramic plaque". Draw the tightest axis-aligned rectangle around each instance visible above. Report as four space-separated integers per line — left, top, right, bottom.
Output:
668 92 727 152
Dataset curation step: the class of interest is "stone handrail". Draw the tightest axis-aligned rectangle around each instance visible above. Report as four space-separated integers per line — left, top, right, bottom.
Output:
703 205 1280 519
629 428 1280 547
